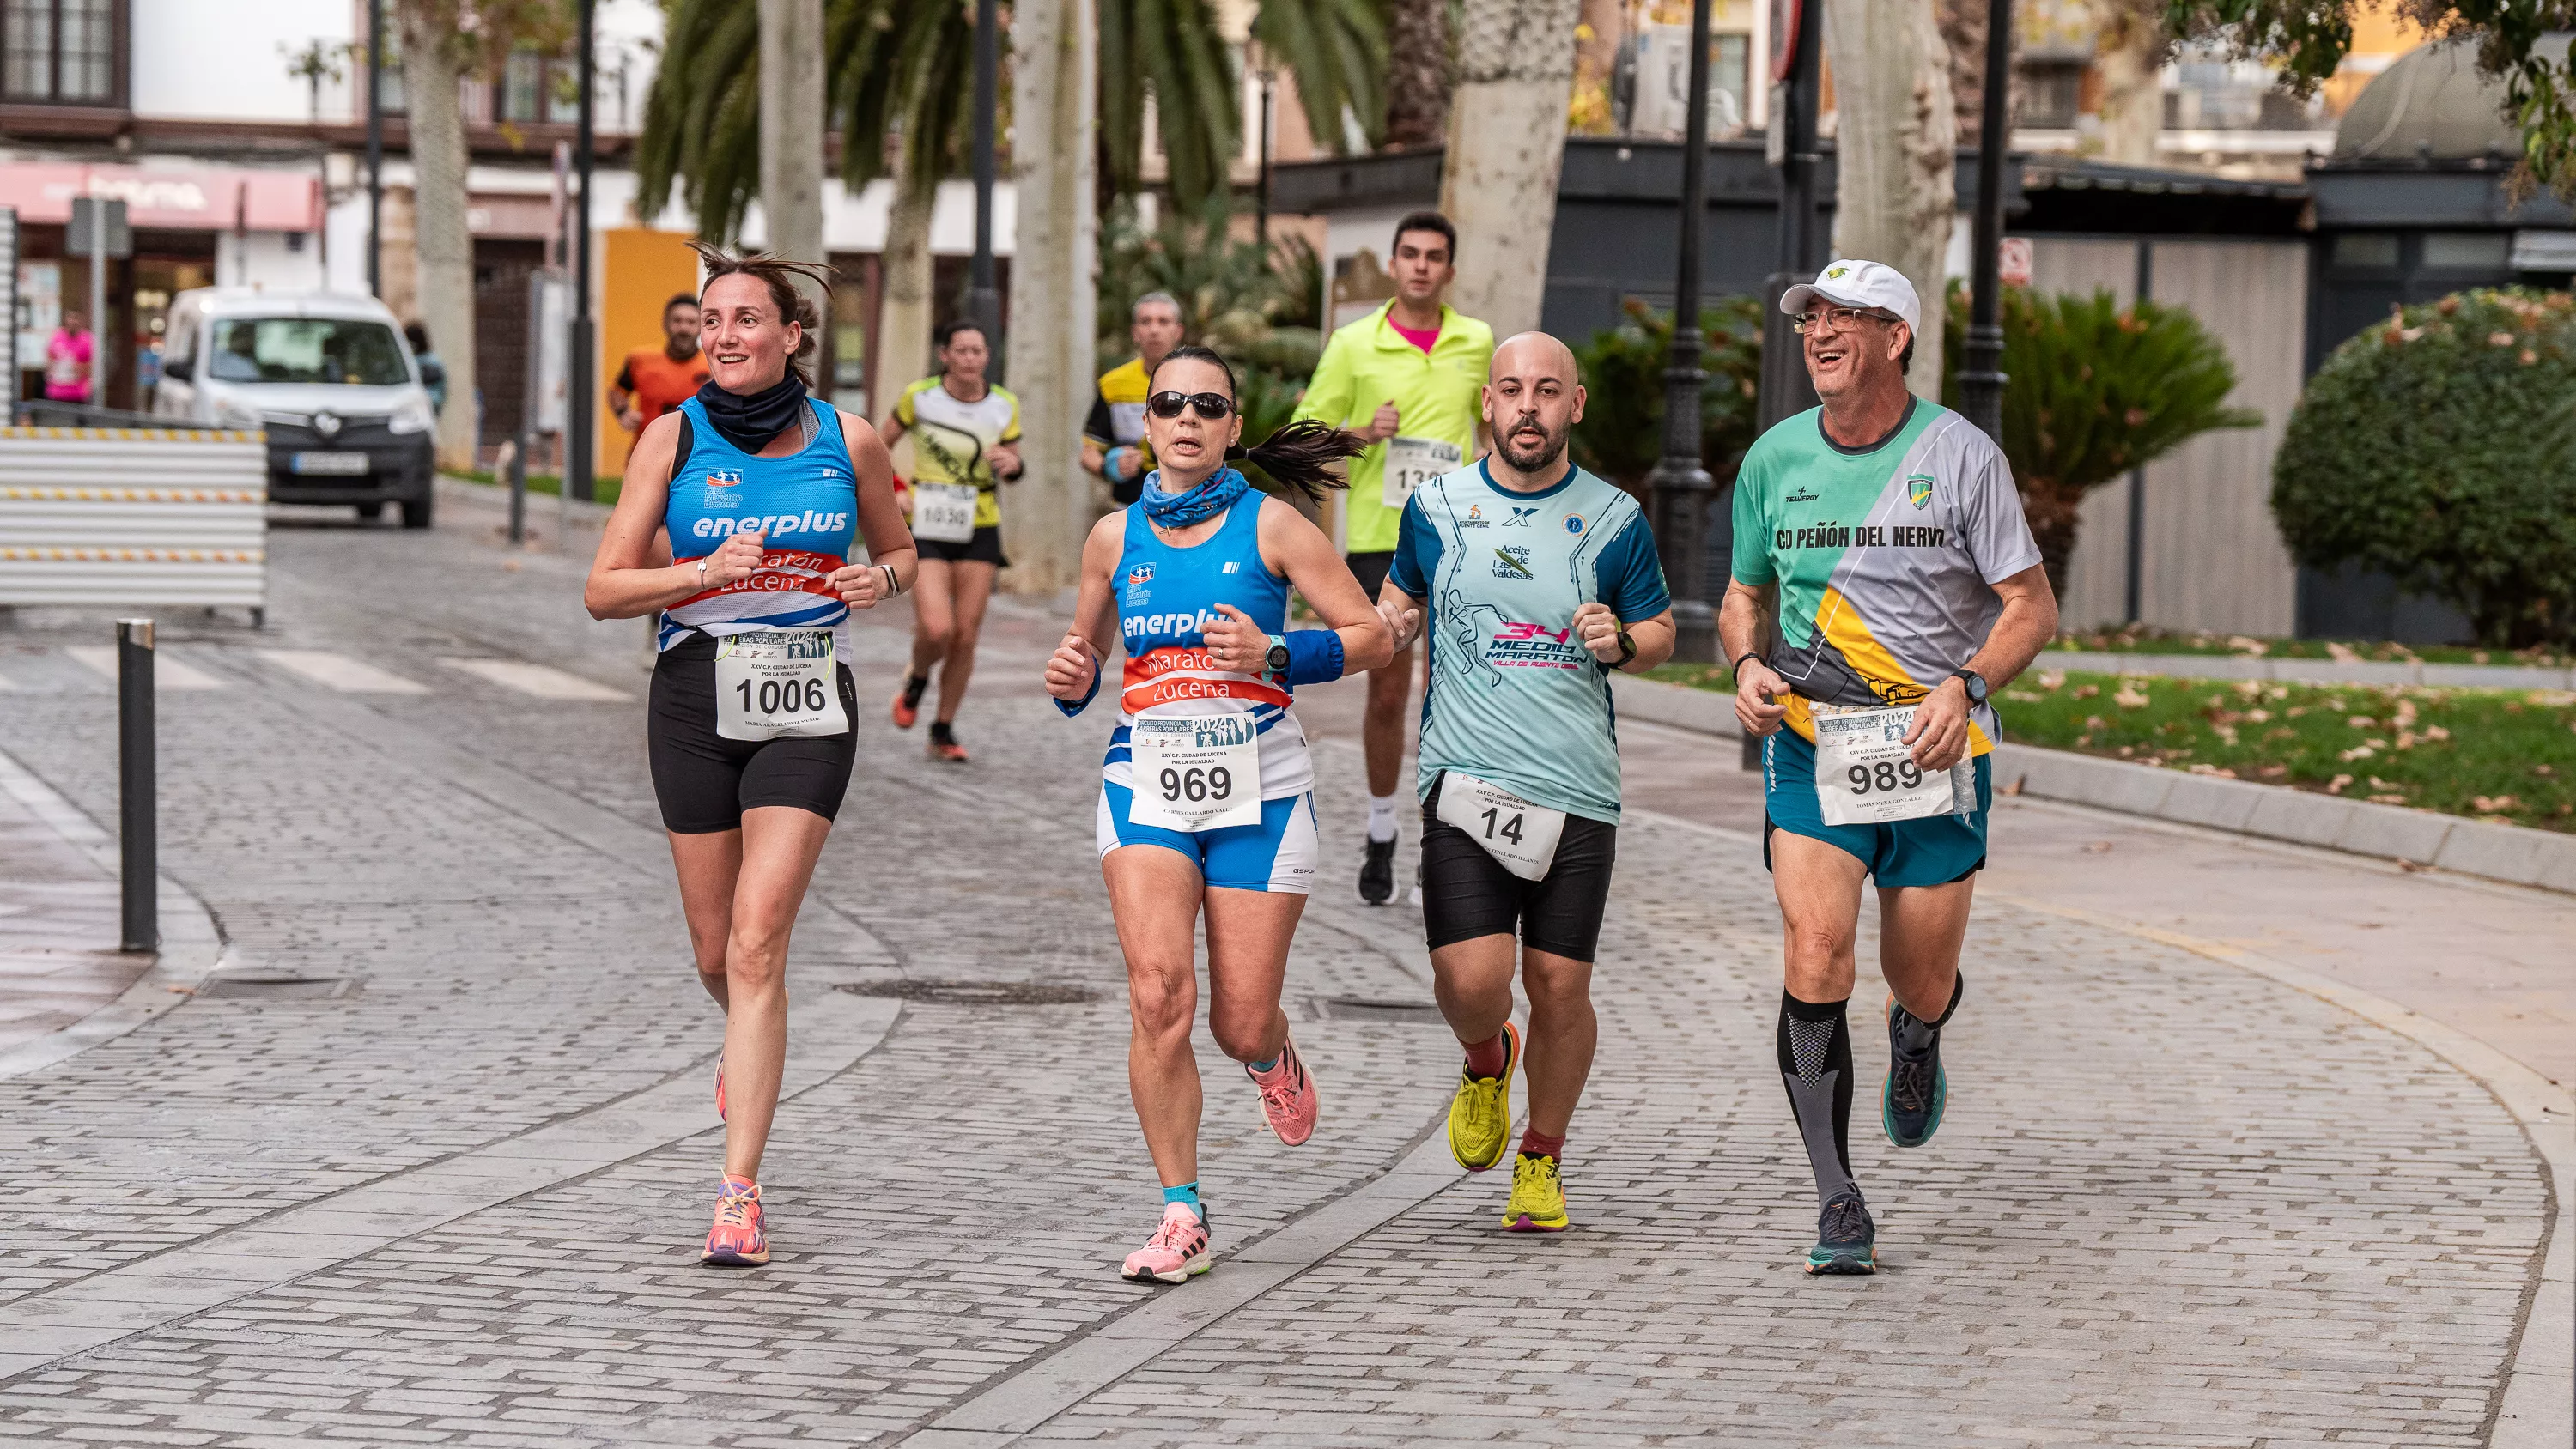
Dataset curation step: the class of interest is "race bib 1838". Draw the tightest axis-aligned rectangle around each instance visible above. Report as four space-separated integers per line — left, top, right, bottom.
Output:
1810 702 1974 826
714 628 849 742
1382 435 1463 509
1127 713 1261 832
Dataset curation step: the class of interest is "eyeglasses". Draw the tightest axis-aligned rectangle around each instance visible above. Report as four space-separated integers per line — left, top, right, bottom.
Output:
1793 306 1896 336
1147 391 1235 420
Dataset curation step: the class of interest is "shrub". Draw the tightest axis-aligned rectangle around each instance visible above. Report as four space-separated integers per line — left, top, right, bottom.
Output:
1942 282 2260 597
1569 296 1764 499
2273 288 2576 648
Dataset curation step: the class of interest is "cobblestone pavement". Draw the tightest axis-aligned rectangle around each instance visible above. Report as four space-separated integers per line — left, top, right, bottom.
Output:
0 510 2555 1446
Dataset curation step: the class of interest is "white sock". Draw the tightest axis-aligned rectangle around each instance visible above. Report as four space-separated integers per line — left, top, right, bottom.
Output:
1367 794 1400 843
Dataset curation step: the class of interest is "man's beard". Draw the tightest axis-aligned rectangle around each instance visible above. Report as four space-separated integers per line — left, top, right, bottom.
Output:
667 336 700 361
1495 419 1568 473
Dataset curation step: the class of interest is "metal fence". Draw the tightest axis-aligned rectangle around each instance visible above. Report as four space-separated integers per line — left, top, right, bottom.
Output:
0 427 270 621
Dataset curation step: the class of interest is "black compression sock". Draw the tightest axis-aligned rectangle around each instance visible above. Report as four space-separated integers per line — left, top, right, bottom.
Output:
929 720 957 745
1777 991 1856 1204
902 672 931 708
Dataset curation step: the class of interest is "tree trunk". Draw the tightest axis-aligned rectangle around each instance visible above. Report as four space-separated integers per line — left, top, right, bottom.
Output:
400 6 477 473
1005 0 1099 593
2020 478 2081 602
758 0 827 289
1439 0 1580 339
1935 0 2014 150
2091 0 2163 167
1385 0 1450 149
872 177 936 427
1825 0 1955 404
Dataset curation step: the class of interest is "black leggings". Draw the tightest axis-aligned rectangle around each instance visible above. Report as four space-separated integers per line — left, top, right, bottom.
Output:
1418 775 1619 961
649 634 860 834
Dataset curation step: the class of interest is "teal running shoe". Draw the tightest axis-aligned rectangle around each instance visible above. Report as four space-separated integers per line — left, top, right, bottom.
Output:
1805 1190 1877 1276
1882 992 1950 1148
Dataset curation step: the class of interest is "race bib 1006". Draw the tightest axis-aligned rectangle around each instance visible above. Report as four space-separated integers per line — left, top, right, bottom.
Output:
714 628 849 742
1127 713 1261 832
910 480 978 543
1810 702 1974 826
1382 435 1462 509
1433 772 1567 881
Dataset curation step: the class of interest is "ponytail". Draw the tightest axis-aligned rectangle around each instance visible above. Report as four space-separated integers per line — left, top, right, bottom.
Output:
1149 344 1367 505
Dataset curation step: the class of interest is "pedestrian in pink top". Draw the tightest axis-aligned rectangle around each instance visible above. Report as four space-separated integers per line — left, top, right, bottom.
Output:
45 311 94 403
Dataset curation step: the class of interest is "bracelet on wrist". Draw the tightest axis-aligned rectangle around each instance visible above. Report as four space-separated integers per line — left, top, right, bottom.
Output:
1731 650 1762 675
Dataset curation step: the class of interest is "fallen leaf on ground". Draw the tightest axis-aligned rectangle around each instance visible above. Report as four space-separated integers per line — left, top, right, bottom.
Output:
2114 687 2151 708
2037 670 2064 690
2227 636 2268 656
2081 841 2112 853
2326 773 2353 795
2471 794 2522 812
2369 794 2409 804
2324 641 2360 663
2073 683 2100 700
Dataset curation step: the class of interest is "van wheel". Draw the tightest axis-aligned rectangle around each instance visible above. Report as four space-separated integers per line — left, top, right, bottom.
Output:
400 494 434 530
361 502 392 523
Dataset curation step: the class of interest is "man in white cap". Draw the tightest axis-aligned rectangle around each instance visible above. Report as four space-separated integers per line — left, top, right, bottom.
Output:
1717 259 2058 1276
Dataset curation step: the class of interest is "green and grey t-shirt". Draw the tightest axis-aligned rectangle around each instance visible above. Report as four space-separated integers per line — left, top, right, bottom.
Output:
1728 399 2040 755
1391 460 1670 824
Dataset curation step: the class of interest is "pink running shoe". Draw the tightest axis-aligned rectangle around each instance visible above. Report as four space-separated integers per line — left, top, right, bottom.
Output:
1121 1202 1212 1283
1247 1040 1320 1147
701 1176 769 1266
714 1058 726 1124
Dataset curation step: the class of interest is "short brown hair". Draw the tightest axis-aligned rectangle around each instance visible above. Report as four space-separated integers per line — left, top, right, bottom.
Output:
689 242 834 388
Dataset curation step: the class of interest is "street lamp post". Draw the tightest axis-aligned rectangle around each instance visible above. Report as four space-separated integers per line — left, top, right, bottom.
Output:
365 0 383 298
1958 0 2014 442
965 0 1003 377
1645 0 1721 664
568 0 598 500
1256 67 1277 246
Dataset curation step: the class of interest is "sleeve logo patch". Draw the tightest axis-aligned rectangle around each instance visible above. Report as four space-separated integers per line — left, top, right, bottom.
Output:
1563 513 1583 535
1906 474 1934 509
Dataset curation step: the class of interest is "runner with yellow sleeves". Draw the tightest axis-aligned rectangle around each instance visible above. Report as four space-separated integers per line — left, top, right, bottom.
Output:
1293 210 1493 906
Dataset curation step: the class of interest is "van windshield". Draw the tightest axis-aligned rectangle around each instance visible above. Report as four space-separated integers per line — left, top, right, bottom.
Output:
206 318 410 387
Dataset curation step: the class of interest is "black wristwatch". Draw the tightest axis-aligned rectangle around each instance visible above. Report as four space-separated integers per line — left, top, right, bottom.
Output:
1613 629 1637 669
1950 667 1989 705
1264 634 1291 676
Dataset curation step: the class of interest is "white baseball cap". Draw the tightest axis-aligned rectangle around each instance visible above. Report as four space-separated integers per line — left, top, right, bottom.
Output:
1779 259 1921 336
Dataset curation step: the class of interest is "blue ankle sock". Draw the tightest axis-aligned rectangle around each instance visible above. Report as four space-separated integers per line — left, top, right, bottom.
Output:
1247 1055 1279 1074
1162 1182 1202 1218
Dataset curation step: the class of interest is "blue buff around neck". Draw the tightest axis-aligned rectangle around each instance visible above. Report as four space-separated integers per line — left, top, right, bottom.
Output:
1163 1182 1202 1216
1138 467 1250 529
1053 655 1102 718
1280 629 1345 686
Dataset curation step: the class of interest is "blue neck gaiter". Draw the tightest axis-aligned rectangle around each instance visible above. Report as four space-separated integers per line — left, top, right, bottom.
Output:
1139 467 1250 529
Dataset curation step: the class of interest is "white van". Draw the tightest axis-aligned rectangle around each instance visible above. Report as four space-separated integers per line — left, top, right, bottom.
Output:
152 288 440 528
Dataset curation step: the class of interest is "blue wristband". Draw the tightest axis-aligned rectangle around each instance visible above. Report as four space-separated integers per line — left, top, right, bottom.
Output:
1280 628 1346 687
1054 656 1102 717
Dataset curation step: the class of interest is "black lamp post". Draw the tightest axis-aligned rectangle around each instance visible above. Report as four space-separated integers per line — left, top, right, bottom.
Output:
568 0 598 500
1958 0 2013 442
1645 0 1721 664
365 0 383 298
1753 0 1823 437
965 0 1003 376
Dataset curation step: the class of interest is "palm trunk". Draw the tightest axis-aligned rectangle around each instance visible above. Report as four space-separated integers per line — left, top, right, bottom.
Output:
1826 0 1955 404
1384 0 1450 149
1439 0 1580 338
873 176 936 424
1005 0 1099 592
2091 0 2163 167
400 8 477 473
2020 478 2081 601
759 0 827 288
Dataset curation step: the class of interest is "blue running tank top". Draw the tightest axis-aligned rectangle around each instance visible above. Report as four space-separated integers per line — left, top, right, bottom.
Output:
1105 488 1312 801
659 394 860 651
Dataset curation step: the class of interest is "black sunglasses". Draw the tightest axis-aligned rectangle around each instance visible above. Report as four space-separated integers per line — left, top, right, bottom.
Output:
1147 391 1235 420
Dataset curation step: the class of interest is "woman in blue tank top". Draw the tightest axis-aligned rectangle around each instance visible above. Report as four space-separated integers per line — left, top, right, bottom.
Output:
1042 346 1409 1285
584 246 915 1270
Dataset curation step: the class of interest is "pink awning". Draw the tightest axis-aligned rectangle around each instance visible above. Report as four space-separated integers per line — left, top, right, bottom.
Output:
0 163 321 232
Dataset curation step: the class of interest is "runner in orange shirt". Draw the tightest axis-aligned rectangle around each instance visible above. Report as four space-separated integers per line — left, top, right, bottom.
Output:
611 294 712 435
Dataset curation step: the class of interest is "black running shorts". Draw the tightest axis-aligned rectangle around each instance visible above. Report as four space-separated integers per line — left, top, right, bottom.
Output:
1345 549 1395 603
916 524 1008 567
1418 774 1619 961
649 632 861 834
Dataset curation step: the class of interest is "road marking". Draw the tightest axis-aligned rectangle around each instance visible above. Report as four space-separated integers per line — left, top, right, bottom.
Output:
64 646 227 690
256 649 431 695
440 657 629 700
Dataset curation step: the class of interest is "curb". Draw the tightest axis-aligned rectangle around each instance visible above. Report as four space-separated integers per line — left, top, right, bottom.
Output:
0 745 229 1082
2038 649 2575 691
434 475 617 547
1608 673 2576 896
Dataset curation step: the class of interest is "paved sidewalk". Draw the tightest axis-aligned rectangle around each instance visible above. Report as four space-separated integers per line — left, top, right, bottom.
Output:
0 515 2555 1446
0 754 143 1059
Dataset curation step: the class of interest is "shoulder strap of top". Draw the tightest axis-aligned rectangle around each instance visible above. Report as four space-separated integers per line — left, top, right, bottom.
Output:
665 406 695 486
808 394 846 446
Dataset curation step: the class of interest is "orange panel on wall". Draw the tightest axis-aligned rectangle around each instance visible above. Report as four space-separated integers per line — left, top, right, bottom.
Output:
598 228 705 477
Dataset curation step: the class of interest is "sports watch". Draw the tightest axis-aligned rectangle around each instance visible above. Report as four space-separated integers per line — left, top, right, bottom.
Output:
1949 667 1989 705
1613 629 1637 668
1265 634 1291 676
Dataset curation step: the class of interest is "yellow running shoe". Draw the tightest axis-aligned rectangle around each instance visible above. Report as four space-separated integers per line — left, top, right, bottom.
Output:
1502 1151 1570 1232
1446 1021 1521 1172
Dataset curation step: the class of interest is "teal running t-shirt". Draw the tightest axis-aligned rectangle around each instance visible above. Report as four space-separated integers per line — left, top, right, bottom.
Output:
1728 399 2041 754
1389 460 1669 824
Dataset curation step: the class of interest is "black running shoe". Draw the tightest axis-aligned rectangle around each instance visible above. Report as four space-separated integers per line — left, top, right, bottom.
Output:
1358 837 1396 905
1882 991 1951 1149
1805 1190 1877 1276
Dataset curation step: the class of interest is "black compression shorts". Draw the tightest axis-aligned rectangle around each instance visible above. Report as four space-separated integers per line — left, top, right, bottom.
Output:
1419 774 1619 961
1345 549 1395 603
917 524 1008 567
649 633 861 834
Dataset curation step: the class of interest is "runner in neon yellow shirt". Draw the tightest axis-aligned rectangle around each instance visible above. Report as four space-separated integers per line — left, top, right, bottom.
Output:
1293 211 1494 906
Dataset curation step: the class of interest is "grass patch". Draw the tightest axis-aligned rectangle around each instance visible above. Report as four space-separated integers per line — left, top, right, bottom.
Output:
1638 661 1736 693
2044 627 2570 669
447 470 623 506
2003 669 2576 830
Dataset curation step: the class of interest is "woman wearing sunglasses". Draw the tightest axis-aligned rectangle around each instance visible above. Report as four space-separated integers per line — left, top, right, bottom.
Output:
1044 344 1404 1285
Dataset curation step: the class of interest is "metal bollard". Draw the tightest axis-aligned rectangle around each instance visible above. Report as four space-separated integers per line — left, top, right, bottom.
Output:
117 618 156 953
